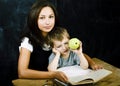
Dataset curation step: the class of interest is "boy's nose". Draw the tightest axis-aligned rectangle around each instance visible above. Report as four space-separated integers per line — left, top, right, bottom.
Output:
62 45 66 50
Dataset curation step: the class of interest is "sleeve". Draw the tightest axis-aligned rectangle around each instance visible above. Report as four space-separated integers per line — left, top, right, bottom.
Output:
48 53 55 64
19 37 33 52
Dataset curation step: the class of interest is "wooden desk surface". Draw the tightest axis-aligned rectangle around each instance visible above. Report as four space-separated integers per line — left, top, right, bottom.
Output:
92 58 120 86
12 58 120 86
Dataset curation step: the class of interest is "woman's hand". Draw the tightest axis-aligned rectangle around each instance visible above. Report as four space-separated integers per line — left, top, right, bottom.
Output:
90 63 103 70
52 71 68 83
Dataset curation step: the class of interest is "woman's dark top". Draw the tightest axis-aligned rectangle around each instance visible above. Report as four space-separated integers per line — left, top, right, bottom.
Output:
19 37 52 71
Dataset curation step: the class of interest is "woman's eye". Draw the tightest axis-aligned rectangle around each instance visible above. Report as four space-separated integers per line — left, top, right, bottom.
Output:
49 16 54 18
39 17 45 19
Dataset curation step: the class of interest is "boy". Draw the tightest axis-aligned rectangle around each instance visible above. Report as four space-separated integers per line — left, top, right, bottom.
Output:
47 27 89 71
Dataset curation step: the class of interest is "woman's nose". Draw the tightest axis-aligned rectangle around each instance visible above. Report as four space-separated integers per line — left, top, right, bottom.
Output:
45 18 50 25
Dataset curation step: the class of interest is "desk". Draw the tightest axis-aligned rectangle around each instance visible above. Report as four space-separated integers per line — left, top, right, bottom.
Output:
92 58 120 86
12 58 120 86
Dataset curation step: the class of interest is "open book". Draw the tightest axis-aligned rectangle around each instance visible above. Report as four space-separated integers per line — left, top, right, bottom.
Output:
55 65 112 85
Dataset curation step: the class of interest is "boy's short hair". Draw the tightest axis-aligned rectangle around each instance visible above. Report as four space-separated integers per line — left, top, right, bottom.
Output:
48 27 70 47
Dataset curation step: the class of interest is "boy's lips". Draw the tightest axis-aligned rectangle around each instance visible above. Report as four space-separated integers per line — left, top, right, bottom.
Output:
63 49 69 53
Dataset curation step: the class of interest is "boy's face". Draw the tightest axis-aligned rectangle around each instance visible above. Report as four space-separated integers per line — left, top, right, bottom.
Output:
53 36 70 56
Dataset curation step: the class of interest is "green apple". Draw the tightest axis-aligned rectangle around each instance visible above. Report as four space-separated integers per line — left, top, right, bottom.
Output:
69 38 80 50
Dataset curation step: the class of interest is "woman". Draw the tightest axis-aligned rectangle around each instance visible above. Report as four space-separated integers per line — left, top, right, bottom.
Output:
18 0 102 83
18 0 68 82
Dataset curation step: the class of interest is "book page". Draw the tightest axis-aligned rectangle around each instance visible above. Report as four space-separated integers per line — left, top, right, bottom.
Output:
88 69 112 82
69 68 112 84
68 74 93 83
57 65 92 78
57 65 112 85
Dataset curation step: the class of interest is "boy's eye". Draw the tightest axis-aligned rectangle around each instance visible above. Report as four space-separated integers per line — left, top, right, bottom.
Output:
57 45 61 48
65 42 68 45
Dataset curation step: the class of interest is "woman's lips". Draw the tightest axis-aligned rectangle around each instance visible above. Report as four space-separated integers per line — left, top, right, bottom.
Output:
44 26 51 29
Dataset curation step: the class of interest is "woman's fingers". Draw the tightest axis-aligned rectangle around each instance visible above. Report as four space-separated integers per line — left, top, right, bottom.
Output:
54 71 68 82
91 64 103 70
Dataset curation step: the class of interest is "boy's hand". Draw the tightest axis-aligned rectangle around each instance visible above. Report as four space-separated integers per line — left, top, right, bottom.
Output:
52 48 60 55
72 41 83 54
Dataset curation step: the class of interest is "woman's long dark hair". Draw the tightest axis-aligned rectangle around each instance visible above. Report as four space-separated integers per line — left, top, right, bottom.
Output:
20 0 59 46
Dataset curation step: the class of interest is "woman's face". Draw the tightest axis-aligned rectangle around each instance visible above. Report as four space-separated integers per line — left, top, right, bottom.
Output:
38 6 55 36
